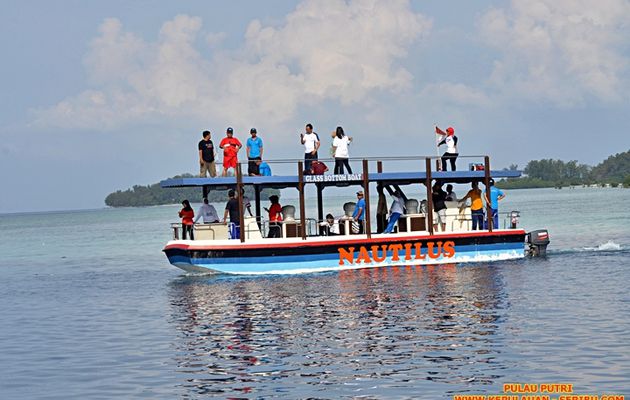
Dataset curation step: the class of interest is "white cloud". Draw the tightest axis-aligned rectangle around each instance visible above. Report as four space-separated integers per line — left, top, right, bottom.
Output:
478 0 630 106
32 0 431 130
420 82 492 107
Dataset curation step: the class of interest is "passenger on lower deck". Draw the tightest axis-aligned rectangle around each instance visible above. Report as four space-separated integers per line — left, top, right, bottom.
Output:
223 189 241 239
264 195 283 238
432 182 447 232
376 185 388 233
484 179 505 230
460 181 484 230
179 200 195 240
445 184 458 201
351 191 366 234
383 191 405 234
194 198 219 224
320 213 340 236
239 188 253 217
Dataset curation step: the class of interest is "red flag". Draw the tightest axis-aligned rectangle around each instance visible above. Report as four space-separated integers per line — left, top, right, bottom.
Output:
435 126 447 135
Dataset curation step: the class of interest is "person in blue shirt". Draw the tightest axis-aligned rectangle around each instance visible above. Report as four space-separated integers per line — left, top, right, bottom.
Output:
484 179 505 229
352 190 366 234
246 128 264 176
257 160 272 176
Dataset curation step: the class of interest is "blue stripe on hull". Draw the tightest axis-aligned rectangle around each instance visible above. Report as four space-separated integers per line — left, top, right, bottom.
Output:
167 242 525 275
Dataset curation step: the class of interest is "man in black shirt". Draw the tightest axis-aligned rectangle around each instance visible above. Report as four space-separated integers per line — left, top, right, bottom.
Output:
432 182 447 232
198 130 217 177
223 189 241 239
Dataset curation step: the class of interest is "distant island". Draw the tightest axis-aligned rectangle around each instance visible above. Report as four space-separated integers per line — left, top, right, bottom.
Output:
105 173 279 207
496 150 630 189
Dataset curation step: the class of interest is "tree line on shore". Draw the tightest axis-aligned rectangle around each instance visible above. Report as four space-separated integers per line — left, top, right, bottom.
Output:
497 150 630 189
104 174 279 207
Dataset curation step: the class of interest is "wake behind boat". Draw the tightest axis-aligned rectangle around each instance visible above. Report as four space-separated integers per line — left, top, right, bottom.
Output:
161 156 550 274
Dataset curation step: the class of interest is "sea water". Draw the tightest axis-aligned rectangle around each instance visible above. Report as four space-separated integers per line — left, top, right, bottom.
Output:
0 187 628 399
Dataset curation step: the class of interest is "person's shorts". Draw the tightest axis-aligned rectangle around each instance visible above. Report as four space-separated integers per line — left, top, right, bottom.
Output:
435 209 446 224
223 155 238 169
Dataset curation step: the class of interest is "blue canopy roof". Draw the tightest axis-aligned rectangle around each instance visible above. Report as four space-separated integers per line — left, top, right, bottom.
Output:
160 170 521 190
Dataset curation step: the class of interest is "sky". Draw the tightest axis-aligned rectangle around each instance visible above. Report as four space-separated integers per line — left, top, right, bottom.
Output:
1 0 629 213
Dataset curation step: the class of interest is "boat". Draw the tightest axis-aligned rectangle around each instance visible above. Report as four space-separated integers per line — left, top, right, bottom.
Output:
161 156 550 274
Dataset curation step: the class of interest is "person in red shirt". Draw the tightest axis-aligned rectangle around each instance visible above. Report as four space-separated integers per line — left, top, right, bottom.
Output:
264 195 283 238
219 127 242 177
178 199 195 240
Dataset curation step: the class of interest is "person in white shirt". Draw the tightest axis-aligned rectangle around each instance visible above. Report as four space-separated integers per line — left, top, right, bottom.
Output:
383 191 405 233
320 213 340 236
331 126 353 174
445 184 458 202
194 198 220 224
436 126 459 171
239 188 253 217
300 123 320 172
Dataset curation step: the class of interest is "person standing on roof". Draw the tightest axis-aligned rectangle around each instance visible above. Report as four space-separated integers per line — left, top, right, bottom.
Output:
332 126 353 174
219 127 242 177
436 126 459 171
301 123 320 172
246 128 263 176
198 130 217 177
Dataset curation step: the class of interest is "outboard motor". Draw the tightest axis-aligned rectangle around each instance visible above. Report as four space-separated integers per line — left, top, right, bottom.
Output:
526 229 550 257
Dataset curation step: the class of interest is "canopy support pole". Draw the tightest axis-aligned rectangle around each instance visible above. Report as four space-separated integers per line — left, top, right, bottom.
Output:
317 183 324 224
362 159 372 239
425 158 434 235
298 161 307 240
254 185 261 229
484 156 493 232
236 163 245 243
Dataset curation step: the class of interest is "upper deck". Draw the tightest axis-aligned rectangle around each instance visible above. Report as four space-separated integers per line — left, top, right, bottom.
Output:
160 156 521 190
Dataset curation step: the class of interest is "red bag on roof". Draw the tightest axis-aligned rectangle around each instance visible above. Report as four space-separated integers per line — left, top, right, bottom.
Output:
311 161 328 175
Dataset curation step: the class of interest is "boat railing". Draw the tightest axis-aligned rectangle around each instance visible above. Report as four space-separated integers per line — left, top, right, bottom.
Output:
234 154 496 177
170 208 522 241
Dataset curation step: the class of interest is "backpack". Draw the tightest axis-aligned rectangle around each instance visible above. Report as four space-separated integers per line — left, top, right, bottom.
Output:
311 161 328 175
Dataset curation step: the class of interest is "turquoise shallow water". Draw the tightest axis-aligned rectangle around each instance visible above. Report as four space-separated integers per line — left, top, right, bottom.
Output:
0 187 628 399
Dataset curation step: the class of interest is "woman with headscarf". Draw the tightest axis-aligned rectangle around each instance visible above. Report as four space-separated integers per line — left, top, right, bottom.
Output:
178 199 195 240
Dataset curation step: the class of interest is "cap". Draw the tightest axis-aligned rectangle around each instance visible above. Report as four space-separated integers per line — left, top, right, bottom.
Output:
250 128 257 133
446 127 455 135
356 190 364 196
227 127 233 133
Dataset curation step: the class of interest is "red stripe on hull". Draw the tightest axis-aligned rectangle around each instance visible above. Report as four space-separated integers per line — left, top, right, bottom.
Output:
164 229 526 251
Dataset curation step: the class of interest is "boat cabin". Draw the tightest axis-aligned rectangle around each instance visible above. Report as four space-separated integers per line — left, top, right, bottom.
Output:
160 155 521 242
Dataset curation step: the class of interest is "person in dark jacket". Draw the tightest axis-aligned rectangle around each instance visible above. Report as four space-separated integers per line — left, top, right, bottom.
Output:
432 182 447 232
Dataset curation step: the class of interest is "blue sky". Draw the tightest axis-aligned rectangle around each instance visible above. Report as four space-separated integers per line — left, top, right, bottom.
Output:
1 0 629 213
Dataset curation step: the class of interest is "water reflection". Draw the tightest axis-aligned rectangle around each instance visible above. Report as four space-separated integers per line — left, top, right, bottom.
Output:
168 265 511 398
